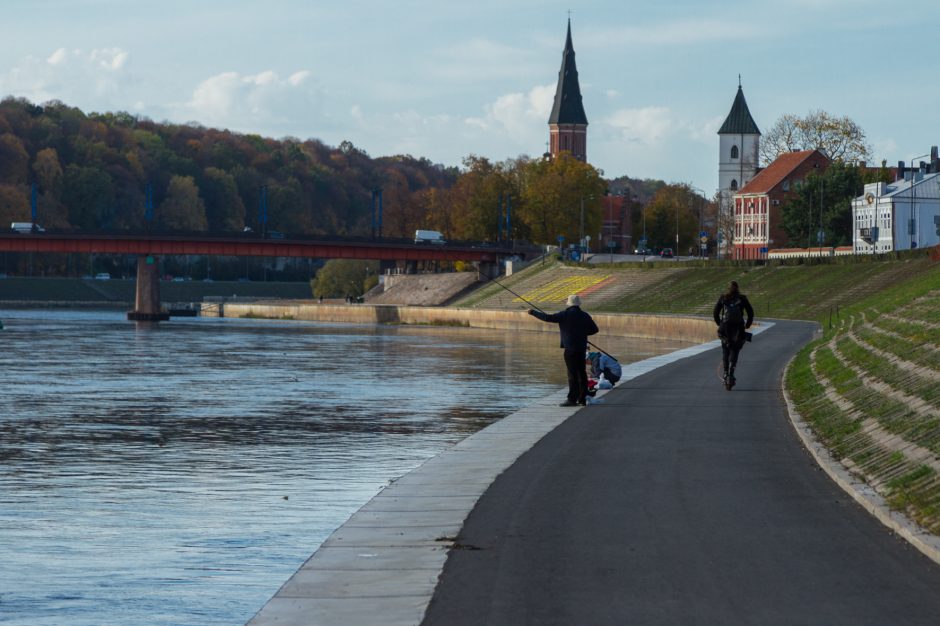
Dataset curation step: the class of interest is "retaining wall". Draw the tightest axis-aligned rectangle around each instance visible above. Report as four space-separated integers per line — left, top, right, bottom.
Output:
203 302 717 343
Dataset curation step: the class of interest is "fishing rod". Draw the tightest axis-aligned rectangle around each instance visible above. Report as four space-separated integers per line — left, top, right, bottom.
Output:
484 273 617 360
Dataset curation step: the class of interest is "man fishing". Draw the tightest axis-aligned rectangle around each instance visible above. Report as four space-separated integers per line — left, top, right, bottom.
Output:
528 295 599 406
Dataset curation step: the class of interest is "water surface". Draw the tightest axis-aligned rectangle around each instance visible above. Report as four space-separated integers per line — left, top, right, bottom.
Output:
0 309 690 625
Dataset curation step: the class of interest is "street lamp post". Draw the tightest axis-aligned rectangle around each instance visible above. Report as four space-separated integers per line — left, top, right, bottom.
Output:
607 191 613 264
688 185 706 258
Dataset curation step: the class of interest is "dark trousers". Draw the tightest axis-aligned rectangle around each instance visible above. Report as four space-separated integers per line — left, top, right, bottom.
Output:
721 341 741 375
564 348 588 403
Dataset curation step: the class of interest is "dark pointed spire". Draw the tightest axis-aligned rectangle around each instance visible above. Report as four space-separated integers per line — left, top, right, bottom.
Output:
548 19 588 126
718 83 760 135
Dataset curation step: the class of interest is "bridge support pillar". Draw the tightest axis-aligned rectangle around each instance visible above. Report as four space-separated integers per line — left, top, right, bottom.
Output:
477 261 502 280
128 256 169 321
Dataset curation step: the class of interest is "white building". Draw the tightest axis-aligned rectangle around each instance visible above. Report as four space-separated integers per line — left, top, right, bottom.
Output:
717 83 761 208
852 172 940 253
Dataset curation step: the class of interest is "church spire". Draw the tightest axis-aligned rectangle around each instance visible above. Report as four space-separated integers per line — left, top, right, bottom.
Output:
718 83 760 136
548 19 588 126
548 19 588 161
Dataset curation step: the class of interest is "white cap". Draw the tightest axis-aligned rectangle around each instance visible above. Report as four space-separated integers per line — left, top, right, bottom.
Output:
566 294 581 307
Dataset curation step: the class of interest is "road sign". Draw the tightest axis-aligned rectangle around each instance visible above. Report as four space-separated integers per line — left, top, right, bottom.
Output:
699 231 707 237
700 236 708 244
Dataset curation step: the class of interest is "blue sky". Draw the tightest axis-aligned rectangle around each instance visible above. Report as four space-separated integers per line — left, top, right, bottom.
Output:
2 0 938 195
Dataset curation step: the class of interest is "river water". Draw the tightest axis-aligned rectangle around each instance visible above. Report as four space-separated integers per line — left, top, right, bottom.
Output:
0 309 690 625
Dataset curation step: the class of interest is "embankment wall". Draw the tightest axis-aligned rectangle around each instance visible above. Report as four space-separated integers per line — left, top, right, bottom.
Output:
203 302 717 343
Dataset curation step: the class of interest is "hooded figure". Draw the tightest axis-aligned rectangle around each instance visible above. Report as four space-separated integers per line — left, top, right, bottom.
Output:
529 294 599 406
713 280 754 390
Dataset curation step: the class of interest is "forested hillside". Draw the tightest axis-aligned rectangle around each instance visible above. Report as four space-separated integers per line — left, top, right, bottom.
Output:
0 97 459 238
0 97 629 247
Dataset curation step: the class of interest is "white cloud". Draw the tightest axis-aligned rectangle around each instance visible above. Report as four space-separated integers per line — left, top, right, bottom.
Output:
90 48 128 71
288 71 310 87
602 106 673 145
0 47 132 106
47 48 68 65
465 84 554 143
172 69 325 134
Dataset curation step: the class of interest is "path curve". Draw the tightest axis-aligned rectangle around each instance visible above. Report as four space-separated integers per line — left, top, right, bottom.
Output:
423 320 940 626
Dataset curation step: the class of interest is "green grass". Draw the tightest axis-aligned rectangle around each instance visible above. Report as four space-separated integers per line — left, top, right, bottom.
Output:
782 252 940 533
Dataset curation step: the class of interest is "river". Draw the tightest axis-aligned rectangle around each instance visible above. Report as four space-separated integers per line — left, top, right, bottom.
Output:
0 309 691 625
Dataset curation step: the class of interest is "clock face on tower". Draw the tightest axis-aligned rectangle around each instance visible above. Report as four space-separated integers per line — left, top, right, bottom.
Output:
865 193 875 205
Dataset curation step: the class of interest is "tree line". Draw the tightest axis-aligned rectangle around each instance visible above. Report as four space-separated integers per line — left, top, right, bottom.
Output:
0 97 633 249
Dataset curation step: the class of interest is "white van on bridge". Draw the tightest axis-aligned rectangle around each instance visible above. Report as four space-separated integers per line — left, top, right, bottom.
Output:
414 230 445 244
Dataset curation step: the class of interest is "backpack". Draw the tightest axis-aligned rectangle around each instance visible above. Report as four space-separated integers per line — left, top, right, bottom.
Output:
722 297 745 325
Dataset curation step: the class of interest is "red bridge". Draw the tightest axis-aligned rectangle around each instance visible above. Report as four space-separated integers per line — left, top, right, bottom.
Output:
0 232 515 320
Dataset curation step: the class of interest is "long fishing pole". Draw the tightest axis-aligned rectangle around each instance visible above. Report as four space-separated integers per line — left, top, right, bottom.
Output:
484 273 617 360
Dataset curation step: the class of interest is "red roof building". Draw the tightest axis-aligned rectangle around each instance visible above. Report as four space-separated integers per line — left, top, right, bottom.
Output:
732 149 830 259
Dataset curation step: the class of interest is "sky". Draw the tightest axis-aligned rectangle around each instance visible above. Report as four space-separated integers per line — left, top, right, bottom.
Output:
2 0 939 196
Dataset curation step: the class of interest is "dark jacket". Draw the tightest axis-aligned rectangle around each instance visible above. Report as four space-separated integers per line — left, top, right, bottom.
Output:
530 306 599 352
713 293 754 348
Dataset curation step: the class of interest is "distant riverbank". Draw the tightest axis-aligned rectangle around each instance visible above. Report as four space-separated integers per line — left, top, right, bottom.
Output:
0 276 312 307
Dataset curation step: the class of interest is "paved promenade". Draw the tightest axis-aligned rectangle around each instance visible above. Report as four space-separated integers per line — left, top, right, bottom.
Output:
423 320 940 625
249 320 940 625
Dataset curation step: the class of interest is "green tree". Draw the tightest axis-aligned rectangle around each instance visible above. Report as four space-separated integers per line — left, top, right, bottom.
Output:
780 162 866 247
62 165 116 229
642 185 702 252
157 175 207 230
201 167 246 231
311 259 378 298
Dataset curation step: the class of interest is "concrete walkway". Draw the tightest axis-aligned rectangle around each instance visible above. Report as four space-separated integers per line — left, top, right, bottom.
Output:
248 320 940 625
423 320 940 625
245 328 737 625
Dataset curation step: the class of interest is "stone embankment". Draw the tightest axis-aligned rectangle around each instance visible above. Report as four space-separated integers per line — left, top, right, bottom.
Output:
202 301 718 343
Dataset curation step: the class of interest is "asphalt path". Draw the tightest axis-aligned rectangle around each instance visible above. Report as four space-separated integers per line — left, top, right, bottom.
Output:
423 320 940 625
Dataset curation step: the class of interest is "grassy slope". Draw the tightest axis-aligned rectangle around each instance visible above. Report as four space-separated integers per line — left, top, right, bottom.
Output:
784 258 940 533
458 249 940 534
593 256 938 322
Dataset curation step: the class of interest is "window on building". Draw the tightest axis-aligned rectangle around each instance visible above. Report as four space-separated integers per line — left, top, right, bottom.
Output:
730 179 738 191
782 180 790 191
731 145 739 159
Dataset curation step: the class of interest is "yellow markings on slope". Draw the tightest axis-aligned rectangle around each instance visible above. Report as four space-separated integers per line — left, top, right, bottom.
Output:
516 275 611 305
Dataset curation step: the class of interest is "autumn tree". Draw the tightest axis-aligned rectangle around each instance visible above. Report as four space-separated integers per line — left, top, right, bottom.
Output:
447 156 507 242
760 110 872 165
0 133 29 184
157 175 207 230
0 184 30 226
33 148 64 199
520 153 606 246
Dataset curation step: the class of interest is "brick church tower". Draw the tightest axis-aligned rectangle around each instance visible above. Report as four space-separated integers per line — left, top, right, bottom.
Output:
548 19 588 161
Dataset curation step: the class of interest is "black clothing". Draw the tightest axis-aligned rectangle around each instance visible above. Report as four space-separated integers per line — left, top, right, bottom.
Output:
529 306 599 353
564 348 589 405
530 305 599 404
713 293 755 377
